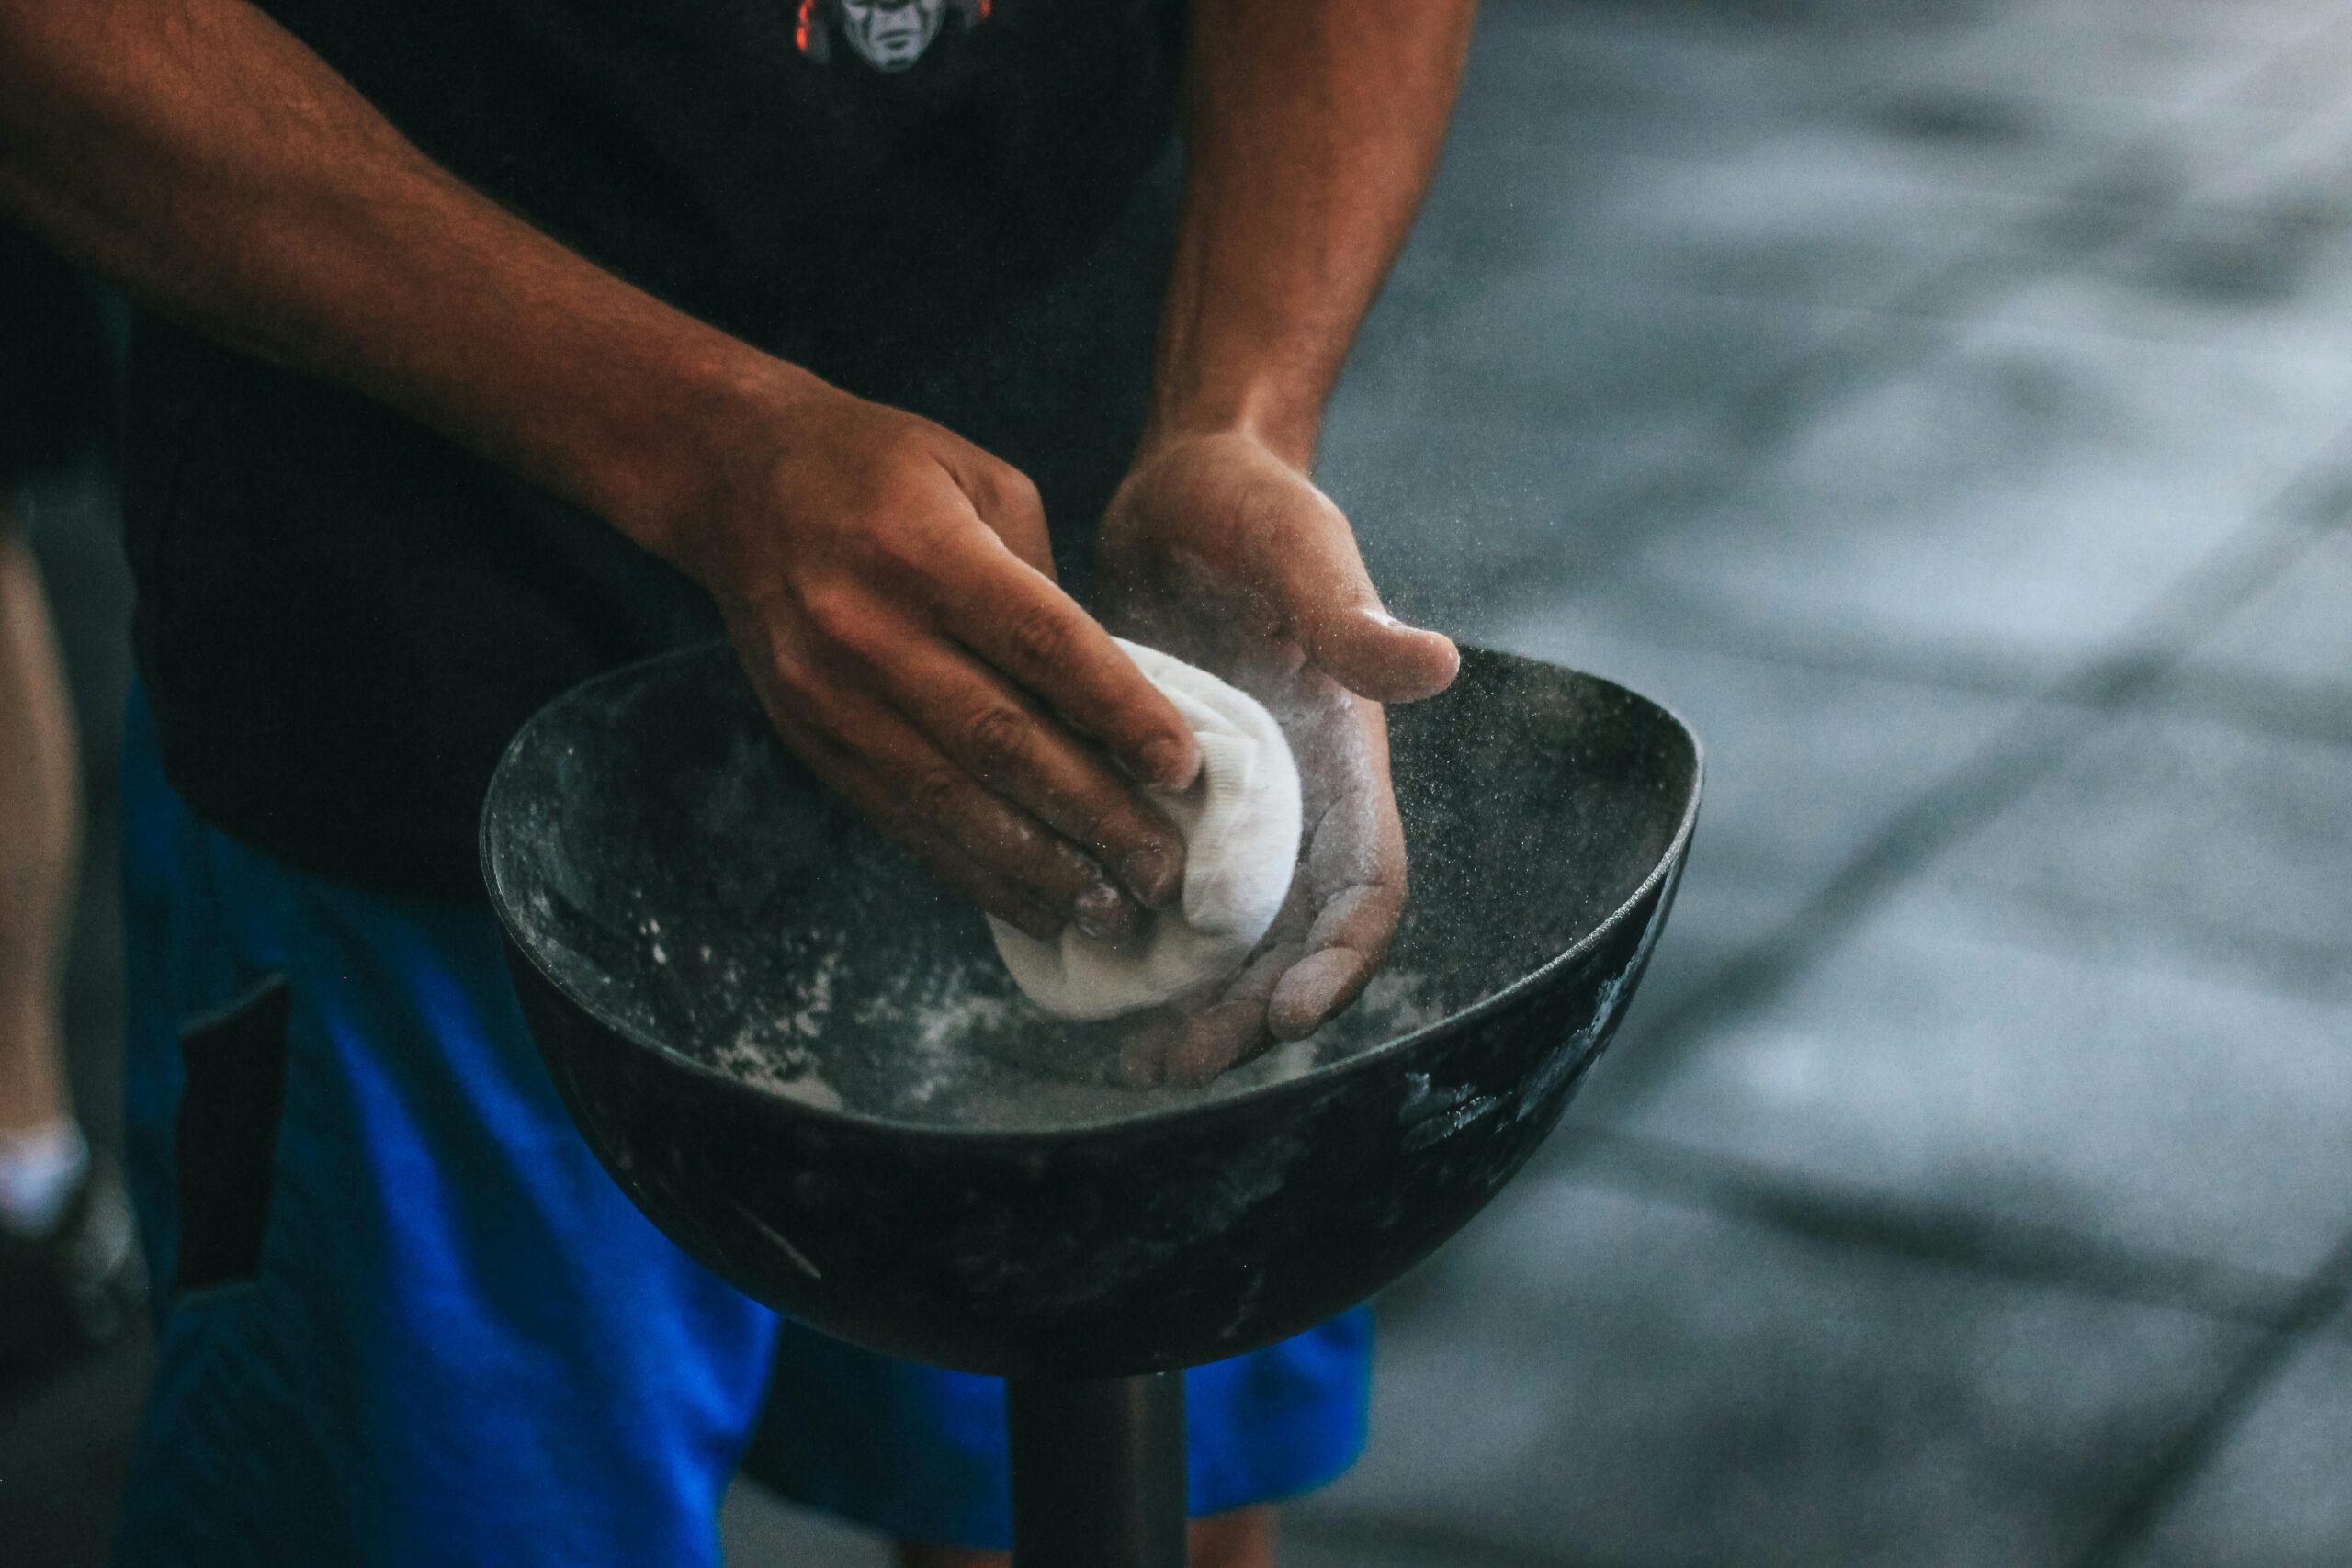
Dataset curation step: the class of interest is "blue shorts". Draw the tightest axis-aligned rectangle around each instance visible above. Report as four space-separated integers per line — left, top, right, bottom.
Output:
113 691 1370 1564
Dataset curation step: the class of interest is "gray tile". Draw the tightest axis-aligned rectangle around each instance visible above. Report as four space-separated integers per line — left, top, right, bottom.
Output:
1485 618 2036 891
1306 1181 2255 1568
1580 869 1798 1047
1621 889 2352 1281
1804 56 2185 214
1280 1529 1461 1568
1997 209 2352 360
2044 0 2352 46
721 1481 889 1567
1325 279 1851 626
2189 56 2352 215
2122 1310 2352 1567
1472 618 2049 1129
2177 523 2352 709
1445 3 1881 168
1413 132 2041 312
1930 709 2352 1000
1574 308 2352 672
1832 0 2352 215
1886 6 2277 115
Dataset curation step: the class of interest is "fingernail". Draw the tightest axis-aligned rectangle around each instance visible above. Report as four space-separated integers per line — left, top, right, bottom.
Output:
1123 845 1178 908
1074 881 1136 941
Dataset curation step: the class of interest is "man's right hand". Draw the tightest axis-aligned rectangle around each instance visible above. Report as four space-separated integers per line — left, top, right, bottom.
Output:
1 1 1193 940
653 374 1200 942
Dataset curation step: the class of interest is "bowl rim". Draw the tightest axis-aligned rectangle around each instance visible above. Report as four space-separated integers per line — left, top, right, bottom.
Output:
481 641 1705 1145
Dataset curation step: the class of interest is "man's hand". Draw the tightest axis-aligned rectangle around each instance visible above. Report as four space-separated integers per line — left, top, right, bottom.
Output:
1097 431 1457 1086
662 376 1201 943
1097 0 1476 1080
2 2 1202 946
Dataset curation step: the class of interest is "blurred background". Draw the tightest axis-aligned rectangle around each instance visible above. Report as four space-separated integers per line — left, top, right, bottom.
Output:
7 0 2350 1562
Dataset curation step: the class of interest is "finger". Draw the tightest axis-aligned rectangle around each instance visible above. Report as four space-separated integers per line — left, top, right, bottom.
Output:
848 705 1144 940
1265 863 1407 1040
1263 491 1461 703
737 629 1135 937
876 632 1189 908
767 705 1072 941
1265 817 1408 1037
933 536 1203 791
1269 734 1408 1039
1267 949 1370 1041
945 447 1057 578
906 824 1071 942
1163 999 1272 1089
1118 1011 1185 1089
1154 920 1304 1086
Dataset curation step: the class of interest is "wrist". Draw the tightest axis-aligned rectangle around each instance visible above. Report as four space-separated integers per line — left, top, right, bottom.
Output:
1139 378 1322 474
570 330 831 574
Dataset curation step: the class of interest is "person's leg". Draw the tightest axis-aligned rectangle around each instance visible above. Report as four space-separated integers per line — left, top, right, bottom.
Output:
0 514 80 1150
0 513 140 1360
894 1506 1275 1568
113 692 778 1565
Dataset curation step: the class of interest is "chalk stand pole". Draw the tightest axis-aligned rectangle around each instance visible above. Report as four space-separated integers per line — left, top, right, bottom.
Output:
1006 1372 1188 1568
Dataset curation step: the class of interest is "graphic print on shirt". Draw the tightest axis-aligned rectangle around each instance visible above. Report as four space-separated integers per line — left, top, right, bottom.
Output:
795 0 994 72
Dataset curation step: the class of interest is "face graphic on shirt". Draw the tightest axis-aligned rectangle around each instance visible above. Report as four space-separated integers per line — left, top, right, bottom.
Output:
836 0 947 72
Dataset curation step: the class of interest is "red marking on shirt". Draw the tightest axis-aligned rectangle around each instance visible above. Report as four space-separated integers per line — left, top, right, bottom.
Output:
795 0 815 51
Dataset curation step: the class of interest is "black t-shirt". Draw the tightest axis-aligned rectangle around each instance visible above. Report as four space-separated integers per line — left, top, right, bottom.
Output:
122 0 1186 902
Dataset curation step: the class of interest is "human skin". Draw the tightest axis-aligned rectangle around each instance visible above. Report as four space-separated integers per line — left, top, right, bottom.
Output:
0 0 1476 1046
910 3 1481 1561
0 0 1200 945
0 518 78 1136
0 1 1474 1551
1102 0 1478 1087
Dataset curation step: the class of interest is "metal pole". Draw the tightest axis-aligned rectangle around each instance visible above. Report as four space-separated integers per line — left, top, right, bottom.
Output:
1006 1371 1188 1568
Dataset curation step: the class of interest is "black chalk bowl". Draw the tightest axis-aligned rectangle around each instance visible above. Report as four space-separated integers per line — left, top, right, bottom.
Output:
481 645 1699 1380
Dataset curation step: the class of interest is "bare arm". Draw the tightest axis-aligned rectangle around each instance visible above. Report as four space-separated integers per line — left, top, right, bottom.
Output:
1101 0 1477 1081
0 0 1202 938
1152 0 1481 479
0 0 743 539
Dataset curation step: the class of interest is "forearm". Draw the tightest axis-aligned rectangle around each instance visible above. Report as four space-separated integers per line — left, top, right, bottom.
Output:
0 0 783 550
1149 0 1477 467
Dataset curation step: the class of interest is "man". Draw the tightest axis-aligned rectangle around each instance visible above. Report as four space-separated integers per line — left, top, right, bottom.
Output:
0 0 1476 1562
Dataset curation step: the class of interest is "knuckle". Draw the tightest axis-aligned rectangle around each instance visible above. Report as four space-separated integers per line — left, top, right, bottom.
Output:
862 422 935 481
796 578 868 644
1075 800 1131 856
992 465 1045 519
861 504 967 587
910 765 964 826
1006 604 1074 673
961 703 1031 779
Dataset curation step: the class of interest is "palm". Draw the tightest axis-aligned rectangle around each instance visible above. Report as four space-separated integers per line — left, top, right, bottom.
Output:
1095 433 1452 1085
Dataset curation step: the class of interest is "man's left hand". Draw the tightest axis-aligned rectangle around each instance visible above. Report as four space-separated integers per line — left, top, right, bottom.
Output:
1096 430 1459 1086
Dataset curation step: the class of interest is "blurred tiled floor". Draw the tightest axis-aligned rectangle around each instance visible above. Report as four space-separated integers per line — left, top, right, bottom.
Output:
15 1 2352 1564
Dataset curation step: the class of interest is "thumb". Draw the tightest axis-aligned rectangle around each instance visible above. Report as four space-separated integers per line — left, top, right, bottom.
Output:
1277 509 1460 702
